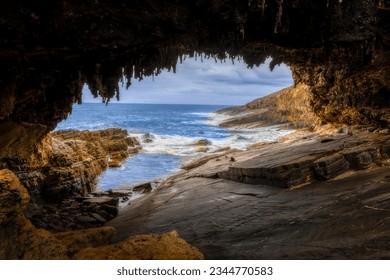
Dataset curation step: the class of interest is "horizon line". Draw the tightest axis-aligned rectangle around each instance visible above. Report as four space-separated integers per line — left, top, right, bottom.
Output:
77 102 237 107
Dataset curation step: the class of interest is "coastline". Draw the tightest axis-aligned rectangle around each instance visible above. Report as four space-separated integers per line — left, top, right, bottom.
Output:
107 126 390 259
2 88 390 259
102 87 390 259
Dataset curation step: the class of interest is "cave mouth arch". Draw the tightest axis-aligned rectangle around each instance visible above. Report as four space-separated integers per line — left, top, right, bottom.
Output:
80 55 294 105
57 56 294 190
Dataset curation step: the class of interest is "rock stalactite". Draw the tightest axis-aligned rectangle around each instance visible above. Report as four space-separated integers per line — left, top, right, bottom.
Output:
0 1 388 150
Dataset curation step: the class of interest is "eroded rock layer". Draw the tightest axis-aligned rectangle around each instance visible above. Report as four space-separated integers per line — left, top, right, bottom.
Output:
0 169 201 259
218 84 320 128
2 128 141 202
108 129 390 259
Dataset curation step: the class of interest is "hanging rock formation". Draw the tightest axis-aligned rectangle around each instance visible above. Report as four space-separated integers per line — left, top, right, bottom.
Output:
0 1 389 156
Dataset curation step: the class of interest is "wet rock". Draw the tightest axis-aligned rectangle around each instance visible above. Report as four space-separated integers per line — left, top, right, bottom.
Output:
196 147 209 153
142 133 155 143
314 153 350 180
10 128 142 203
343 149 374 170
83 197 119 207
133 182 152 194
90 213 107 223
100 205 119 217
76 215 98 224
191 139 211 146
108 167 390 259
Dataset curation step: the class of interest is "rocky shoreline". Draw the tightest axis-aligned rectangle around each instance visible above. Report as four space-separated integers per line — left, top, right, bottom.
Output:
107 126 390 259
216 83 319 129
8 94 390 259
1 103 390 259
1 127 204 259
2 128 143 233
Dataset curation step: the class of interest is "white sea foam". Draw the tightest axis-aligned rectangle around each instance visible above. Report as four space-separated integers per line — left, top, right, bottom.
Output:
203 112 235 126
211 126 292 150
134 133 203 156
132 125 293 157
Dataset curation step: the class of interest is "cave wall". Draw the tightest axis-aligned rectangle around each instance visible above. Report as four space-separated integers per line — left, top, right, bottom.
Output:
0 0 389 157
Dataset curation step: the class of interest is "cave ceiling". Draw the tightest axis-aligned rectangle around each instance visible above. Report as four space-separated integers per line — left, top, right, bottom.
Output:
0 0 389 157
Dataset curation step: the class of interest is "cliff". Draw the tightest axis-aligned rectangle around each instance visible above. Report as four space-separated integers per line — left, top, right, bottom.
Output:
4 128 141 202
217 83 320 128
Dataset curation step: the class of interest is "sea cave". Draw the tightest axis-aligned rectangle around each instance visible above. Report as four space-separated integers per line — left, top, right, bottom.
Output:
0 0 390 259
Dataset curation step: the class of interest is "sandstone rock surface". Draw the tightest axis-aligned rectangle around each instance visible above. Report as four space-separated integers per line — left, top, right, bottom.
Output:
74 230 204 260
0 169 67 259
1 169 203 260
108 130 390 259
54 227 116 257
218 84 319 128
4 128 141 202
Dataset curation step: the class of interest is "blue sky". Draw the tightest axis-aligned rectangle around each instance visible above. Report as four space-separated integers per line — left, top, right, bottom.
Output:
82 56 293 106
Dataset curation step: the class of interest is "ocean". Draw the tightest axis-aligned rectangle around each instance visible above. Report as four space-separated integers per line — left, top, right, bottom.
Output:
56 103 292 190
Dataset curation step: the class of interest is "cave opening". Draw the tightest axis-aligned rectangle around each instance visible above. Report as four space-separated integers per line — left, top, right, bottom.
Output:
56 56 294 191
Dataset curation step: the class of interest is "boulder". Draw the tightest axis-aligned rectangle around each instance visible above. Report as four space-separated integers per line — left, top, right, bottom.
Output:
343 149 374 170
191 139 212 146
83 196 119 207
196 147 209 153
73 230 204 260
0 169 30 224
314 153 350 180
54 227 116 257
141 133 155 143
0 169 67 259
133 182 152 194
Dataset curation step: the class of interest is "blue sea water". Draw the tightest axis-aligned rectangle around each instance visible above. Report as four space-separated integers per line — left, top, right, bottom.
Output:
56 103 292 190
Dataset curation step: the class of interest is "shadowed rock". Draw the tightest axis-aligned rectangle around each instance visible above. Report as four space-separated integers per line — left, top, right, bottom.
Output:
74 230 204 260
107 130 390 259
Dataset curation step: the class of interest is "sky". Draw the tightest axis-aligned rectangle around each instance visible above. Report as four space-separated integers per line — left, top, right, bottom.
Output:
82 56 293 106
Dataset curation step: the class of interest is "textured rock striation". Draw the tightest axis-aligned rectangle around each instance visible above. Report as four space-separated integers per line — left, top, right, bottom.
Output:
0 168 202 259
108 129 390 259
3 128 141 202
0 169 67 259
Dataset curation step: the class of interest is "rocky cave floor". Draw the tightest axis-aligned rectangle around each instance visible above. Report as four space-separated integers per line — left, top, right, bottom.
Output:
15 121 390 259
103 126 390 259
6 123 390 259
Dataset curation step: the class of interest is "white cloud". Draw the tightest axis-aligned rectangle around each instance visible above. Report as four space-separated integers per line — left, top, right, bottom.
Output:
82 56 293 105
